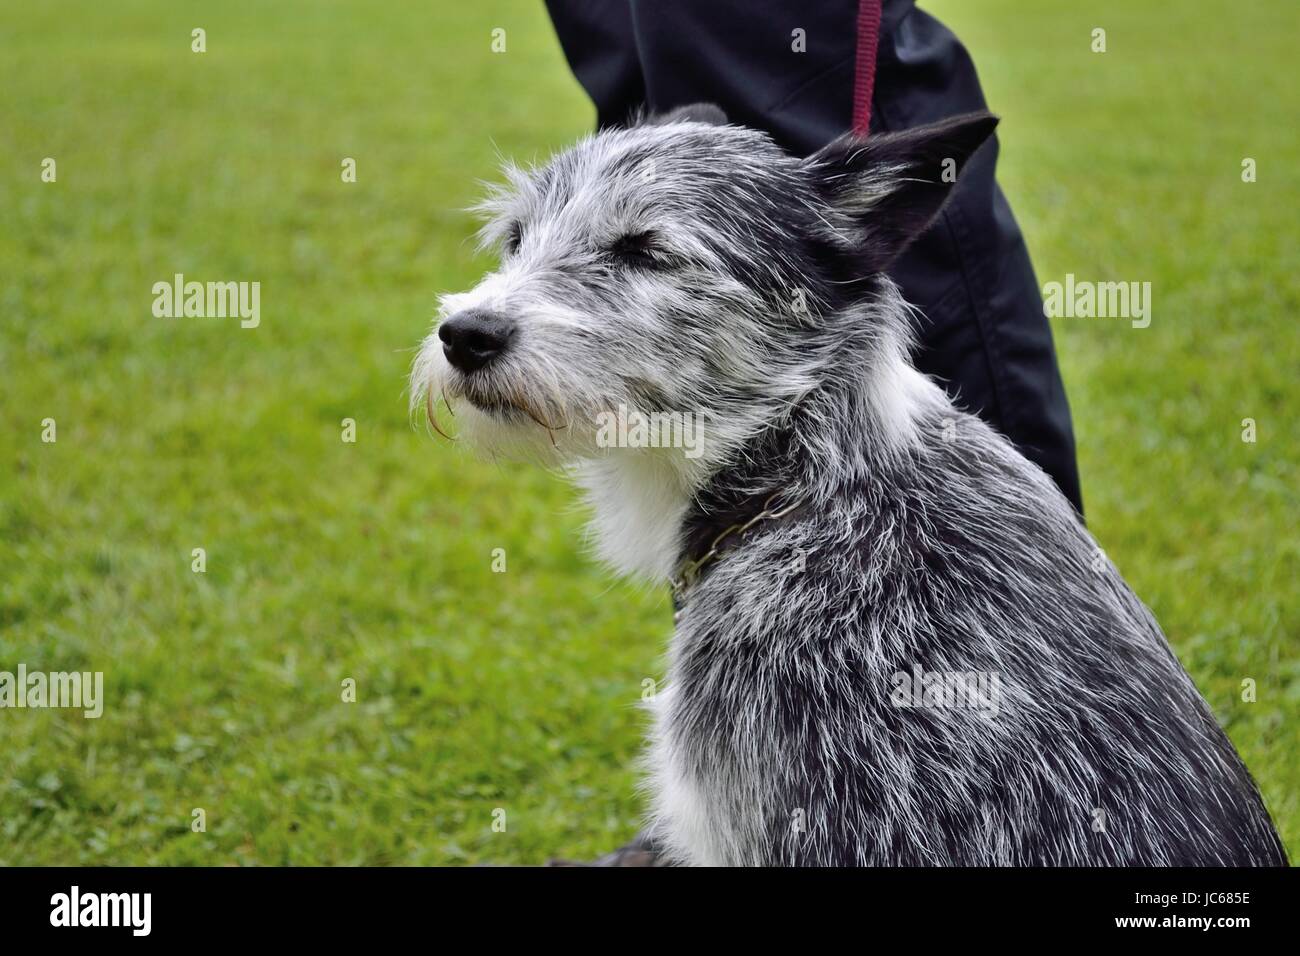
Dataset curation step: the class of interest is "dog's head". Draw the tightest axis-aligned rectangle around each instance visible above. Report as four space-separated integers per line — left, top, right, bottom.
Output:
412 105 997 469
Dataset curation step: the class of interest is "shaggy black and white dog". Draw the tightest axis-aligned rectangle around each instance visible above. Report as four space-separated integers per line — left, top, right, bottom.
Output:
412 105 1286 866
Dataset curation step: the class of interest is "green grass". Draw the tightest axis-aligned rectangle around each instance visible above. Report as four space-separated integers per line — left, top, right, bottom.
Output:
0 0 1295 865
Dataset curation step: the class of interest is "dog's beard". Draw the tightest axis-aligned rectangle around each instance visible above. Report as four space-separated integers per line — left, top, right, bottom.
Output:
411 340 608 464
411 331 725 479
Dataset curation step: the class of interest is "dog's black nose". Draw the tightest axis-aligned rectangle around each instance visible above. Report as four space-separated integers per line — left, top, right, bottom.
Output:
438 309 515 373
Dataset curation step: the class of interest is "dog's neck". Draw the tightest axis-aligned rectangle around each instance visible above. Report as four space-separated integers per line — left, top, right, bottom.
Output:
574 284 948 583
572 453 698 582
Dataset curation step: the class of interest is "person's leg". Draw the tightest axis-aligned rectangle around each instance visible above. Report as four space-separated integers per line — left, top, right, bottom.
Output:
542 0 645 129
546 0 1083 513
872 6 1083 513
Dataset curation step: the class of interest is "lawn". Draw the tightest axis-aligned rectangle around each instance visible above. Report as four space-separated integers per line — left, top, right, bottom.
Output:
0 0 1295 865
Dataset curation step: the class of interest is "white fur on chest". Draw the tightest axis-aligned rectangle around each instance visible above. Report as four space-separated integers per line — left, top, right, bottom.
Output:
572 454 695 582
644 683 738 866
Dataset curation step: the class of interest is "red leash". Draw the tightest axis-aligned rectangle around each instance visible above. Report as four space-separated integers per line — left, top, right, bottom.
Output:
851 0 883 136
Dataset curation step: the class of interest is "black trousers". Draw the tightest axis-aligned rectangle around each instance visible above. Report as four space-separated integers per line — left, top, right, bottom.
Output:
544 0 1083 514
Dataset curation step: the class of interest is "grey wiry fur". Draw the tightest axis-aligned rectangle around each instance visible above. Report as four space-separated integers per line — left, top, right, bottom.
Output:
411 108 1287 866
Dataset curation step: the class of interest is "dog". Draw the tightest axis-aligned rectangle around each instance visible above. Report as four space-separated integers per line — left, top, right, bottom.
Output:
411 104 1287 866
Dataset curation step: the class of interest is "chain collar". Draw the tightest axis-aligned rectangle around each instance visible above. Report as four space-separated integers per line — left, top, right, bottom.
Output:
670 491 801 603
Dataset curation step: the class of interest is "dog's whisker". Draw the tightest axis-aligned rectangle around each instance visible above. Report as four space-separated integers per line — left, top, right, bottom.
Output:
425 387 455 442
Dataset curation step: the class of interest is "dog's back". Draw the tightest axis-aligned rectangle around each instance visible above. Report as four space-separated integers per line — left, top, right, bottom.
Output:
653 390 1287 866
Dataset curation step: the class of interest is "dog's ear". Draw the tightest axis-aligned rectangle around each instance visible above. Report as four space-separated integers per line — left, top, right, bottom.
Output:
803 111 998 272
643 103 728 127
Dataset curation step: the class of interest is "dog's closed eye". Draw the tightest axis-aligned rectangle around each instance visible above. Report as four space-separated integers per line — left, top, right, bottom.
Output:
604 230 671 270
502 222 523 256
